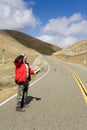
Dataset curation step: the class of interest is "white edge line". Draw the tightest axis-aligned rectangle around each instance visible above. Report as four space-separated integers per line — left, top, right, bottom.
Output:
0 61 50 106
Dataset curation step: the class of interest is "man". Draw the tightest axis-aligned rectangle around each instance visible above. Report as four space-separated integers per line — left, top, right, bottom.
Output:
21 55 35 108
14 54 40 112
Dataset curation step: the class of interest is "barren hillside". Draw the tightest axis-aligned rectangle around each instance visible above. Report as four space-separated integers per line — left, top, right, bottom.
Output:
0 29 61 56
53 39 87 67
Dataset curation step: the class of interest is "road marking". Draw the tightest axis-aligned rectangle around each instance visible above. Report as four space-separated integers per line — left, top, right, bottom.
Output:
65 66 87 104
0 61 50 106
49 59 87 104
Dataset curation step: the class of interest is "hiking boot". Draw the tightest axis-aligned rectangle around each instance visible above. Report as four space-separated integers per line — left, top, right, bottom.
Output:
16 106 25 112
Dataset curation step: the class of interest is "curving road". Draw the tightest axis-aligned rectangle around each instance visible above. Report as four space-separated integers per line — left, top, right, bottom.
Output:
0 56 87 130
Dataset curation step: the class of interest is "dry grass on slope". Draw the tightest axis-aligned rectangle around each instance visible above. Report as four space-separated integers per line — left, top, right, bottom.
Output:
2 30 61 55
55 52 87 67
53 39 87 68
54 39 87 56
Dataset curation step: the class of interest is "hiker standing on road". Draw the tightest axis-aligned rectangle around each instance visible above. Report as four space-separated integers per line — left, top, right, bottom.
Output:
14 54 40 112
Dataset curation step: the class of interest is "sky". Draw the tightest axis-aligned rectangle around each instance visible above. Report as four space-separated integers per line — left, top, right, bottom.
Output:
0 0 87 48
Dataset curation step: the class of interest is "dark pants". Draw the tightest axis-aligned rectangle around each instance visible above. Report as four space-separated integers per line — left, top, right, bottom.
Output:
16 81 29 108
21 81 29 107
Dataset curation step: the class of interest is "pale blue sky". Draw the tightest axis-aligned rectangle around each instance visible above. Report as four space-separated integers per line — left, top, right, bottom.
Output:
0 0 87 48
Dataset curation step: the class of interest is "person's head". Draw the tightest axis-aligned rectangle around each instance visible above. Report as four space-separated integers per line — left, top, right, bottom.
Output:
23 55 27 62
20 53 28 62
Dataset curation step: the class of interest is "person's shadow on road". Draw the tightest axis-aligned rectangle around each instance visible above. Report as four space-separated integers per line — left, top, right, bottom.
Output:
25 96 41 105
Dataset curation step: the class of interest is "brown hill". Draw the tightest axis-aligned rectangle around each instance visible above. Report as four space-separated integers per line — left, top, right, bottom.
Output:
53 39 87 67
0 29 61 56
0 30 39 60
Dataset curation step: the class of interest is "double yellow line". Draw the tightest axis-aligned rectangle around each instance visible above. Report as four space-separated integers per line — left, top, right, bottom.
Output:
65 66 87 104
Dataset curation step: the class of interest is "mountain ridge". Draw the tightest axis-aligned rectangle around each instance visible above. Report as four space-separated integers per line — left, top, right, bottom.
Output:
0 29 61 56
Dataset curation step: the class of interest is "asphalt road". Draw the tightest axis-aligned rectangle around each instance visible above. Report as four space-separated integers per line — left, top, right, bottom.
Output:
0 56 87 130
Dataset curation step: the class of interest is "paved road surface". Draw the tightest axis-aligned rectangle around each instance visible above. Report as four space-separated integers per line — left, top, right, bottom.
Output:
0 56 87 130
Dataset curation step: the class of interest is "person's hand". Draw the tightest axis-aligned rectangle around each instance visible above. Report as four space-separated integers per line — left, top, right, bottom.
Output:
34 68 40 74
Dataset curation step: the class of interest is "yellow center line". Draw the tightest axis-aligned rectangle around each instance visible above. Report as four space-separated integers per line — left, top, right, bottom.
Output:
65 66 87 104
